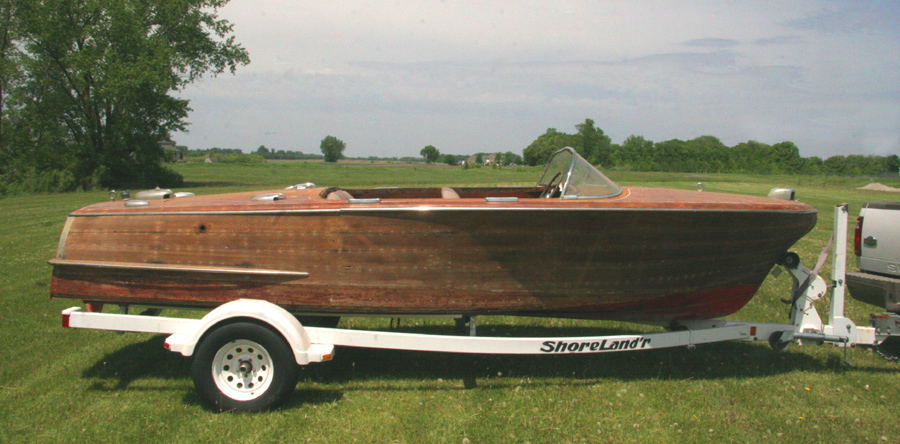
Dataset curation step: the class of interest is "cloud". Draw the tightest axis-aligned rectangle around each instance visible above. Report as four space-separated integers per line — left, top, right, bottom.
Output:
682 38 739 48
752 35 805 46
616 50 738 73
172 1 900 159
785 3 900 33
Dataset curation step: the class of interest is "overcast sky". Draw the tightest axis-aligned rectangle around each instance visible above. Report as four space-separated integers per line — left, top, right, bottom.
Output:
173 0 900 159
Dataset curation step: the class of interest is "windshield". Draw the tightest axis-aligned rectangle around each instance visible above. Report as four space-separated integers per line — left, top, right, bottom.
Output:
537 148 622 199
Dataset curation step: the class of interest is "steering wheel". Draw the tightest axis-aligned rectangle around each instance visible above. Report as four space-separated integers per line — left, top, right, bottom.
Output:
540 172 562 198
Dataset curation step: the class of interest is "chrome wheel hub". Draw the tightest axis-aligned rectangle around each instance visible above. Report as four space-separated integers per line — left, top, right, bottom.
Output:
211 339 274 401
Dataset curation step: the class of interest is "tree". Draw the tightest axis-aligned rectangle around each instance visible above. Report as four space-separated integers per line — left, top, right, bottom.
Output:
801 156 824 175
523 128 580 166
613 135 655 170
771 141 803 174
685 136 729 173
575 119 597 160
576 118 612 166
732 141 776 174
4 0 249 191
420 145 440 163
0 0 24 172
499 151 522 166
442 154 457 165
885 155 900 174
256 145 270 156
320 135 346 162
824 155 846 175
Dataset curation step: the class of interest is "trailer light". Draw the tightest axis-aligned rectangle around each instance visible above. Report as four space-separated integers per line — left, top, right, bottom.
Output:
163 341 170 350
322 353 333 361
854 216 863 257
62 313 70 328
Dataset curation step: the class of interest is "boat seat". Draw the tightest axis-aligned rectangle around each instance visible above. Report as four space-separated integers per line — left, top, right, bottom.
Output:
441 187 460 199
326 189 353 200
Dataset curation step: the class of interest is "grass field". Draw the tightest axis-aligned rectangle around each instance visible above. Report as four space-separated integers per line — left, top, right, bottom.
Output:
1 162 899 443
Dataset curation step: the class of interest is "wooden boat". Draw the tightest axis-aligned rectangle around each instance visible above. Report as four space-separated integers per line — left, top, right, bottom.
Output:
49 148 817 321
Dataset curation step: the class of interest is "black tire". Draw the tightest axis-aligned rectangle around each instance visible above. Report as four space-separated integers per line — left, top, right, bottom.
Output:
768 331 790 352
191 322 299 412
875 336 900 363
778 252 801 269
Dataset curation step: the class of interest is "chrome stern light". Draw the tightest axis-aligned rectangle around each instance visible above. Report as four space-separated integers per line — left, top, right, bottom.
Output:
767 188 796 201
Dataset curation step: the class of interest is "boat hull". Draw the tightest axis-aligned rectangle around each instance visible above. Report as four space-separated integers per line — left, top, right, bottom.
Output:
50 195 816 321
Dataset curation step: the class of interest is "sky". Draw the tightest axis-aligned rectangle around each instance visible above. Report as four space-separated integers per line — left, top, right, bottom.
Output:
173 0 900 159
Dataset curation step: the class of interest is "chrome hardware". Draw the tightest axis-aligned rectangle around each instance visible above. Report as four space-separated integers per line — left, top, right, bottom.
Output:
251 193 286 202
135 188 173 200
767 188 796 201
286 182 316 190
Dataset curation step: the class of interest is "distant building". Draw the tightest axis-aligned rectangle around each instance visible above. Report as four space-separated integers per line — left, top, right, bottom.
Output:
462 153 499 166
159 139 183 161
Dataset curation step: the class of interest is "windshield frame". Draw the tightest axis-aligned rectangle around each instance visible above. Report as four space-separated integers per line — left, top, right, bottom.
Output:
537 147 623 199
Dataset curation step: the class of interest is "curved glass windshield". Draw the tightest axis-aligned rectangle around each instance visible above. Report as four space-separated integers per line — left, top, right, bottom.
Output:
537 148 622 199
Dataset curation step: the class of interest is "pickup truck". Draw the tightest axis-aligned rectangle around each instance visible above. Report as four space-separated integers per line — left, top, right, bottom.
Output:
846 202 900 314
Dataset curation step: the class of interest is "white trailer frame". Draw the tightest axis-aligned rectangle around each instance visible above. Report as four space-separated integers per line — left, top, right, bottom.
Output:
58 204 888 411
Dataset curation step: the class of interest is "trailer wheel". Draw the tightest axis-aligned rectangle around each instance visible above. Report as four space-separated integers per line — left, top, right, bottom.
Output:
191 322 299 412
778 252 800 269
768 331 790 351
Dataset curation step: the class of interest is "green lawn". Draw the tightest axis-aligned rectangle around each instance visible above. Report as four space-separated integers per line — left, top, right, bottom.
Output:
1 162 898 443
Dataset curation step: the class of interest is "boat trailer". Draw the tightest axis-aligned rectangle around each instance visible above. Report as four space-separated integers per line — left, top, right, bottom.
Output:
60 205 900 411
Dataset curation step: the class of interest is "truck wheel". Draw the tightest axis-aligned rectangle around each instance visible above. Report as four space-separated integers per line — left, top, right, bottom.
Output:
191 322 299 412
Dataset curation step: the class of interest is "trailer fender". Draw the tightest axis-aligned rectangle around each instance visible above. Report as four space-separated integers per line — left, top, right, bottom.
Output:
164 299 330 365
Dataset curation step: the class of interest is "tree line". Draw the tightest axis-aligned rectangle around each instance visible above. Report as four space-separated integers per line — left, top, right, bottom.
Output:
254 145 323 161
524 119 900 176
2 0 893 197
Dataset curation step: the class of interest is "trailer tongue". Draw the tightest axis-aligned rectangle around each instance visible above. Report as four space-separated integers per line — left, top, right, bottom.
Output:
60 204 900 412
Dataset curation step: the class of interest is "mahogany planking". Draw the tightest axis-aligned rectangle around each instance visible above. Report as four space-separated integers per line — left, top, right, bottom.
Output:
49 186 817 321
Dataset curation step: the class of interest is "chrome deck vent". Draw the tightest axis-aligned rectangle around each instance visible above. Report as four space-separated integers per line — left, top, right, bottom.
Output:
286 182 316 190
135 188 173 200
767 188 796 201
251 193 286 201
